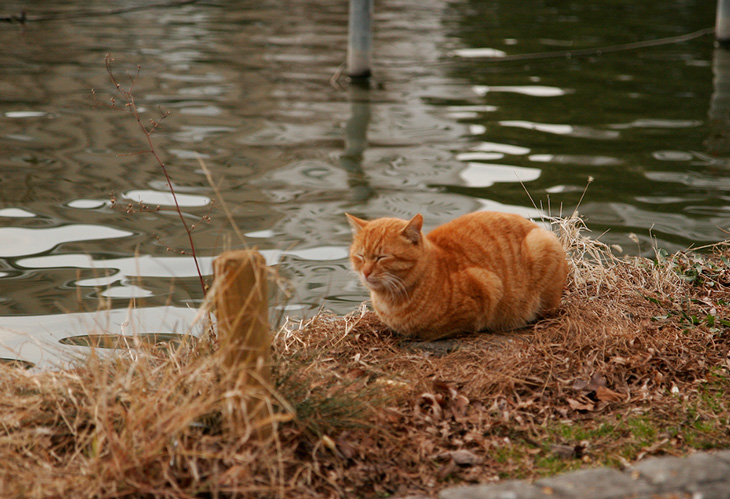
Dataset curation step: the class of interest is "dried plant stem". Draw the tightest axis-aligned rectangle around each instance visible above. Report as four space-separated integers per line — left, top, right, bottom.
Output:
105 54 206 296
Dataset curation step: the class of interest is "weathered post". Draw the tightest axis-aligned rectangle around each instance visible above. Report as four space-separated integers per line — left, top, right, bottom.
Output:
718 0 730 45
347 0 373 78
212 249 271 436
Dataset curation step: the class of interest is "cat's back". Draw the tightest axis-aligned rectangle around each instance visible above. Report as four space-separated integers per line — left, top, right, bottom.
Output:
422 210 566 334
426 211 537 258
348 210 567 339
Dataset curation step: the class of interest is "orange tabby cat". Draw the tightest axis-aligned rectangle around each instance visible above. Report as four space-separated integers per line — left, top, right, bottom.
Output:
346 211 568 340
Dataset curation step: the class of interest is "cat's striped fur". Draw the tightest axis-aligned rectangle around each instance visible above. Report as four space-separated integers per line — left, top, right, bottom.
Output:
346 211 568 340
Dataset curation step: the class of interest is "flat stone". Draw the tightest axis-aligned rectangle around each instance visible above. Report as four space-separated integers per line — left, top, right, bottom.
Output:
436 451 730 499
714 449 730 466
684 481 730 499
536 467 653 498
439 480 549 499
631 453 730 492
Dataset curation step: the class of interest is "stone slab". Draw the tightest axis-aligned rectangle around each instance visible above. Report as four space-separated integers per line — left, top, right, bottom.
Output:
439 480 549 499
631 452 730 492
537 467 653 498
435 451 730 499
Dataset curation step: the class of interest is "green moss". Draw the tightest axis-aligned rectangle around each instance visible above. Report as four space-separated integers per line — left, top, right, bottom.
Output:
627 417 657 444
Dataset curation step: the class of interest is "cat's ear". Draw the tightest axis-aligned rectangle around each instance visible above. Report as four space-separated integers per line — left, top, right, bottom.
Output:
402 213 423 244
345 213 368 234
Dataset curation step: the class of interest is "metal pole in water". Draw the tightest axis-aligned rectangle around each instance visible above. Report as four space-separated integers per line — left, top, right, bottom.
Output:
717 0 730 46
347 0 373 78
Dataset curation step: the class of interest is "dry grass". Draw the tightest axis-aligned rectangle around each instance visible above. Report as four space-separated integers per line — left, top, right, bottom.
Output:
2 217 730 498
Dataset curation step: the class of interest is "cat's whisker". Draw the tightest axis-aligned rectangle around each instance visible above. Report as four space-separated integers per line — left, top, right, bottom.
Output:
381 273 409 299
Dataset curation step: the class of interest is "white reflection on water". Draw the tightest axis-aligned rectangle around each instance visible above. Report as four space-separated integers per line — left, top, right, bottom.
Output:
529 154 623 166
443 105 499 120
456 152 504 161
284 246 349 261
4 111 48 118
100 285 153 299
452 47 507 58
652 150 694 161
634 196 688 204
458 163 541 188
0 225 133 258
4 133 34 142
169 149 212 159
245 229 276 238
501 121 573 135
473 85 569 97
469 124 486 135
123 190 211 207
0 207 36 218
472 142 531 155
179 105 223 116
67 199 107 209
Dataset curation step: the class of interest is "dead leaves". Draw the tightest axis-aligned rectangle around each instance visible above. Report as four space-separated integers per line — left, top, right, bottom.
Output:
567 373 624 413
417 380 471 424
412 380 489 480
566 397 595 412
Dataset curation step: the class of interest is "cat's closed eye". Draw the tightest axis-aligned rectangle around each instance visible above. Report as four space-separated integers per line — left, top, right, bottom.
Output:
353 253 389 262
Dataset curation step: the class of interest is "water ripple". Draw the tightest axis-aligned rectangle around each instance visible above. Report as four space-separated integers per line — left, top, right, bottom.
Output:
499 120 620 140
644 171 730 190
610 119 703 130
529 154 623 166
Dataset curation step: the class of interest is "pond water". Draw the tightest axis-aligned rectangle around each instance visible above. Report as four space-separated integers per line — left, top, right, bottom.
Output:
0 0 726 368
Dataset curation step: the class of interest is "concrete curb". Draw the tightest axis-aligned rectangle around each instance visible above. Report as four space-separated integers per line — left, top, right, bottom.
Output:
434 450 730 499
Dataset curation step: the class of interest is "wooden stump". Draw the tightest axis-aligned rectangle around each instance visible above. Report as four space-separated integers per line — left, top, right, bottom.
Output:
212 249 271 436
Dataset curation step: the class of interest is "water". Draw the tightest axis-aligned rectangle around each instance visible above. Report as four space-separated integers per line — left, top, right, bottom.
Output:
0 0 725 368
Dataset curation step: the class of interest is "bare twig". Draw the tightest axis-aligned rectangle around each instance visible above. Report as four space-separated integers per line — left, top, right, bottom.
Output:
104 54 207 296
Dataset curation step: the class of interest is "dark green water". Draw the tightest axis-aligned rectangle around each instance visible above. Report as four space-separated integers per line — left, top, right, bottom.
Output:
0 0 725 367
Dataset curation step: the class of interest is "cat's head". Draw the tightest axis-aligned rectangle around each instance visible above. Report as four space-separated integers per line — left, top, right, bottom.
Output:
345 213 424 296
